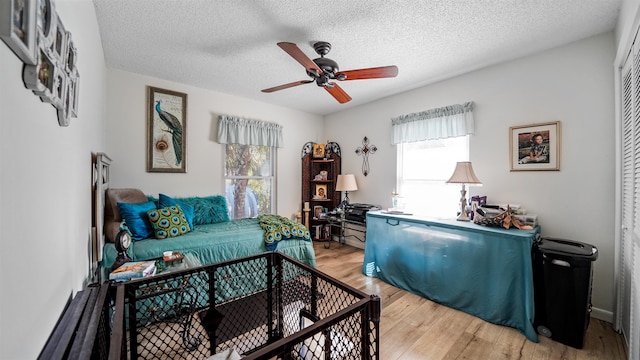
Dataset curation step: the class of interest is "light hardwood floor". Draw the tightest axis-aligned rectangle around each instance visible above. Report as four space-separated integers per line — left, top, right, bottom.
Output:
312 241 628 360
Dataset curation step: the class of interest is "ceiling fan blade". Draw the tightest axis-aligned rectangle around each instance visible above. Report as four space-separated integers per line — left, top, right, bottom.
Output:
277 42 322 73
336 65 398 81
324 83 352 104
262 80 313 93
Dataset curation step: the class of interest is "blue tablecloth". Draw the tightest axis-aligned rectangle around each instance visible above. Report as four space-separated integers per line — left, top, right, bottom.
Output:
363 211 539 342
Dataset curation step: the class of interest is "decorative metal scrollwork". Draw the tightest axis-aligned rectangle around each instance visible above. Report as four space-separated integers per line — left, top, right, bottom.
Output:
355 137 377 176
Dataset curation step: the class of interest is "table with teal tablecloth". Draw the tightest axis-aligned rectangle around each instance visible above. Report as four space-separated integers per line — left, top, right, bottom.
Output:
363 211 540 342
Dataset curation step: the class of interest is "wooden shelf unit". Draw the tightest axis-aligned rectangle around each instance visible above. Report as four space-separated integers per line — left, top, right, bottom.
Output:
301 142 341 242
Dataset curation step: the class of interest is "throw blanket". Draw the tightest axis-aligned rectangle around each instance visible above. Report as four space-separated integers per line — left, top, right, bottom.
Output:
258 214 311 251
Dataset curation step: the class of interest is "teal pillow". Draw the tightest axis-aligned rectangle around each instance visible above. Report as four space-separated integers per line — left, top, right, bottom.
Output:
116 201 156 240
147 205 191 239
171 195 230 225
158 194 195 229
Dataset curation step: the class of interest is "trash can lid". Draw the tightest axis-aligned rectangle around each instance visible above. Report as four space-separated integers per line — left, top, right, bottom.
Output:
538 237 598 260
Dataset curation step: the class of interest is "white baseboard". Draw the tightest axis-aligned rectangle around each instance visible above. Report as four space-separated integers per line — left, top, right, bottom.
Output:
343 238 364 249
591 307 613 323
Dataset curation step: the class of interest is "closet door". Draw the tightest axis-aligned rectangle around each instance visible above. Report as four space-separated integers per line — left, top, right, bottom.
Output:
620 36 640 360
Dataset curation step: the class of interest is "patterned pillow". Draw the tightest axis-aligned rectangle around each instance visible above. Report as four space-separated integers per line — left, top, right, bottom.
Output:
147 205 191 239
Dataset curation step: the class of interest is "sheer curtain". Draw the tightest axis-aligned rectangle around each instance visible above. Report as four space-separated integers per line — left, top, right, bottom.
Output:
391 101 474 144
217 115 283 147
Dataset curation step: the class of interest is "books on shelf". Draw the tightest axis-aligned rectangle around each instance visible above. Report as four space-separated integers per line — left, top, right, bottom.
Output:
109 260 157 282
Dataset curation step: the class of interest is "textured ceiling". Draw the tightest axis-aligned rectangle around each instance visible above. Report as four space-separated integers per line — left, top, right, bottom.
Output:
92 0 621 116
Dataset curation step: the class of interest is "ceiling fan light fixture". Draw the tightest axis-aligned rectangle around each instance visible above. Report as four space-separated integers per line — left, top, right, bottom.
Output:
262 41 398 104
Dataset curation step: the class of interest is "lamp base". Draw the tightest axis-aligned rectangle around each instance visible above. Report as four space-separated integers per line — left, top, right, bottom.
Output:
339 191 351 209
457 211 470 221
456 184 470 221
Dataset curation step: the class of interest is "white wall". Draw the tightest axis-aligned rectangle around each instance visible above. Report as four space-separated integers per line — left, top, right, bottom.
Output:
106 69 324 218
325 33 616 320
0 1 107 358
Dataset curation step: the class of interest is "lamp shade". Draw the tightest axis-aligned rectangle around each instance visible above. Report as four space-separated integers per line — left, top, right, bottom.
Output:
446 162 482 185
336 174 358 192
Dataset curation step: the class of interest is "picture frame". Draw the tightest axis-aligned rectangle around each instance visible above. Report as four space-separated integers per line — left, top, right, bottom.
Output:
22 47 55 100
313 184 327 200
312 143 325 158
510 121 561 171
147 86 187 173
313 205 323 219
0 0 37 65
49 11 65 64
69 68 79 117
56 70 70 126
36 0 54 46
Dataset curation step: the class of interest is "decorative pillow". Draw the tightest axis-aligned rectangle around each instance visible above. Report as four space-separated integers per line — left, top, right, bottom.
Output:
158 194 195 229
116 201 157 240
171 195 230 225
147 205 191 239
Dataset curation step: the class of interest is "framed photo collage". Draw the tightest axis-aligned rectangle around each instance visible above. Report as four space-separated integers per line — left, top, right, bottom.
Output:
1 0 79 126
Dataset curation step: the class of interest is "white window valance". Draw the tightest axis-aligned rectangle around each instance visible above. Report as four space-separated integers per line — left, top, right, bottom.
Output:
391 101 475 144
217 115 283 148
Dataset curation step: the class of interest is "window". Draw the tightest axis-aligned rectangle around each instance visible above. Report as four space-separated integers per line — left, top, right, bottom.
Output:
224 144 275 219
396 135 469 217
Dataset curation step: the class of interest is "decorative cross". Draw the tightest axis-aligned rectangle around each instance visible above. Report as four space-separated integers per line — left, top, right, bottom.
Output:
355 136 377 176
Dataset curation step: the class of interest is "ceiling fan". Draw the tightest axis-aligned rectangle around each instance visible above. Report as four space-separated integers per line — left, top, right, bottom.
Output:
261 41 399 104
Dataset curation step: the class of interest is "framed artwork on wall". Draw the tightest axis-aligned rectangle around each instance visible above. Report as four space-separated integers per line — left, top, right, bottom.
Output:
0 0 37 65
147 86 188 173
509 121 561 171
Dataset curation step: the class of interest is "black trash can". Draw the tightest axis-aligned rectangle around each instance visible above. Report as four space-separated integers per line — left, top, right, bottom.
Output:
532 237 598 349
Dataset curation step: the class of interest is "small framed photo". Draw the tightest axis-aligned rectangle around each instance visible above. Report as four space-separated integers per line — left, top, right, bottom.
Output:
22 47 56 100
147 86 187 173
312 143 325 158
56 70 71 126
510 121 561 171
313 205 323 219
49 11 65 63
0 0 38 65
313 184 327 200
64 31 76 73
69 68 79 117
36 0 54 45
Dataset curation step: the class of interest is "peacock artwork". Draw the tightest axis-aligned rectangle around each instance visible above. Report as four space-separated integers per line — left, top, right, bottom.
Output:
147 87 188 173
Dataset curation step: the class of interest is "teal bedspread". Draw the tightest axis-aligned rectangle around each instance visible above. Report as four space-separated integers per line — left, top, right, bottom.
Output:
102 218 316 270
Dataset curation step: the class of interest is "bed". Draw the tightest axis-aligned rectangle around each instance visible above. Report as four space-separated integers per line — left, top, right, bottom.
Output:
92 153 316 278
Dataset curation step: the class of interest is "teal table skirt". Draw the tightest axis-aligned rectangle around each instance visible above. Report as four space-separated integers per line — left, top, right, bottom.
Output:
102 218 316 270
363 211 539 342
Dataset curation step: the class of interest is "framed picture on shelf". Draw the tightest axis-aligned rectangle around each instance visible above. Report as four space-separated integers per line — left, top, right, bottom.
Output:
147 86 187 173
313 205 323 219
510 121 560 171
0 0 37 65
312 143 325 158
313 184 327 200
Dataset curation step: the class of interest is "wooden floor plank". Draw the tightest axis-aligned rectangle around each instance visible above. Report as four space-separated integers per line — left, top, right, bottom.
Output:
312 241 628 360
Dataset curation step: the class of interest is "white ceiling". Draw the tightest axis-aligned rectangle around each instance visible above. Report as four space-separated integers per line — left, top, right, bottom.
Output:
92 0 621 116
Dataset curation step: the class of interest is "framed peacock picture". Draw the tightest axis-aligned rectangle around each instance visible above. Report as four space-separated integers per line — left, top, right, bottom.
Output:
147 86 187 173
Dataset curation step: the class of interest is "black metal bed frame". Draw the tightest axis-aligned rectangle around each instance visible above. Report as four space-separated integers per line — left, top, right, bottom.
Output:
110 252 380 359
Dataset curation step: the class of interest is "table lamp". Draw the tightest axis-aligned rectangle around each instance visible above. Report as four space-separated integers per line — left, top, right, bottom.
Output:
336 174 358 208
446 161 482 221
